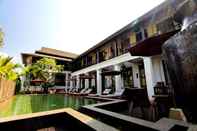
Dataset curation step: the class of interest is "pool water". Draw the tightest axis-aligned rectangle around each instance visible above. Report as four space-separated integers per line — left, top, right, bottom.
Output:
0 94 99 118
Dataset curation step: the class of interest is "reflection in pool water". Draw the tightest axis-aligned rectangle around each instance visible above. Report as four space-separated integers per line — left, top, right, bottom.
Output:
0 94 98 117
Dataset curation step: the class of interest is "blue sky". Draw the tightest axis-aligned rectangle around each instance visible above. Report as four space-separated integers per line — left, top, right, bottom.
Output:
0 0 165 63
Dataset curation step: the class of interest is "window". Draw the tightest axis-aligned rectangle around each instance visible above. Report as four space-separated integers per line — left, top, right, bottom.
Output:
117 39 123 56
136 31 143 42
103 50 107 60
81 60 84 67
147 24 157 37
106 48 110 60
87 56 92 65
99 52 103 62
144 29 148 38
139 64 146 88
122 67 134 88
129 32 136 46
110 46 115 58
92 54 96 64
121 38 130 53
82 58 87 66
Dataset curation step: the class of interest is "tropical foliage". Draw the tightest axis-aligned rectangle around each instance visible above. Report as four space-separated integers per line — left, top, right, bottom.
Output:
22 58 64 93
0 56 21 81
30 58 63 82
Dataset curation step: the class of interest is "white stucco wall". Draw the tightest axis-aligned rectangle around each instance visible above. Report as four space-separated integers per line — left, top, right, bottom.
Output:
71 53 165 100
71 53 141 76
152 55 166 85
143 57 155 99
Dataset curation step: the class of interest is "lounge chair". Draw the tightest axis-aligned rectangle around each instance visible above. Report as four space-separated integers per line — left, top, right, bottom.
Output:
88 88 112 97
69 87 77 93
100 88 125 98
72 88 92 96
79 88 87 93
70 88 87 95
83 88 92 94
68 88 79 95
65 87 70 93
102 88 112 95
65 87 71 93
75 88 93 96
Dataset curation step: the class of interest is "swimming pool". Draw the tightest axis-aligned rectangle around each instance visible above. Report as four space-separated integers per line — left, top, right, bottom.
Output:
0 94 99 117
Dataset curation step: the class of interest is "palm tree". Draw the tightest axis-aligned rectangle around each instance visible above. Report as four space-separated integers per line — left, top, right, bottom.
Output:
0 56 20 81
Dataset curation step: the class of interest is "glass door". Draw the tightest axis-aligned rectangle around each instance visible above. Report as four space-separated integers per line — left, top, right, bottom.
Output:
123 67 134 88
139 64 147 88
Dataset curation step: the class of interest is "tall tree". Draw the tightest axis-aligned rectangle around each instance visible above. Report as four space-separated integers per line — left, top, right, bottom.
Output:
23 58 64 93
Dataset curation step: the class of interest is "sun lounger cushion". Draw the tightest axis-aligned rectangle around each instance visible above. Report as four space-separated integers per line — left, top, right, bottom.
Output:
103 88 112 94
84 89 92 94
80 88 87 93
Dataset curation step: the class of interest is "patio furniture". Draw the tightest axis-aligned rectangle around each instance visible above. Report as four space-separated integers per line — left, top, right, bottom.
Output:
79 88 87 93
102 88 112 95
88 88 112 97
79 88 93 96
122 88 157 121
152 82 174 119
70 88 88 95
153 94 173 120
154 82 169 95
100 88 125 98
67 87 76 93
69 88 94 96
65 87 73 93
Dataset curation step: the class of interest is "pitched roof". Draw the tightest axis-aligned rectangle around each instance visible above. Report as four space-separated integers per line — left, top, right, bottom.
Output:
21 53 73 63
36 47 78 59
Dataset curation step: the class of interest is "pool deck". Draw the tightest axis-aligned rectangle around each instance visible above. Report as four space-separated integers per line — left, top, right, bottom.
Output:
0 108 118 131
81 97 192 131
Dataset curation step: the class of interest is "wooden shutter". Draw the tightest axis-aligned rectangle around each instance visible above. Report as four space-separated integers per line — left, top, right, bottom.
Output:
129 32 136 46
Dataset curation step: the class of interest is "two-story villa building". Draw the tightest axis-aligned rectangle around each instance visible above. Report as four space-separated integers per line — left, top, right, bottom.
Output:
22 0 187 99
69 0 185 99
